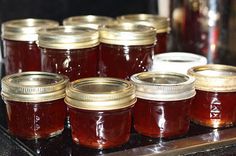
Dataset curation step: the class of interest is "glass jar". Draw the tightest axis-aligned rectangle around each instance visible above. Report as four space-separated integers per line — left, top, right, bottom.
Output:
1 72 69 139
63 15 114 29
65 77 136 149
117 14 170 54
151 52 207 74
1 18 59 75
99 23 156 80
131 72 195 138
38 26 99 81
188 64 236 128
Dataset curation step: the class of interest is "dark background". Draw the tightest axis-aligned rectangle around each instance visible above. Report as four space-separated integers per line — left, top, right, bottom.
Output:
0 0 158 24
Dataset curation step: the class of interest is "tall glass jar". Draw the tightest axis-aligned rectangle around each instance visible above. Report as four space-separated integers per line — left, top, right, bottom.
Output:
1 72 69 139
63 15 114 29
1 19 59 75
131 72 195 138
188 64 236 128
117 14 170 54
99 23 156 80
65 77 136 149
38 26 99 81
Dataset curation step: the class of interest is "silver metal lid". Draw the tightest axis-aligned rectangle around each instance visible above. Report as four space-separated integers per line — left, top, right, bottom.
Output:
99 23 156 45
38 26 99 49
188 64 236 92
1 72 69 102
1 18 59 41
65 77 136 110
63 15 114 29
131 72 196 101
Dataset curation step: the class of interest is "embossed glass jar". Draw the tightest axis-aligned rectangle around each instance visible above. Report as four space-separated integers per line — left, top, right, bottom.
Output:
1 19 59 75
131 72 195 138
99 23 156 80
65 77 136 149
38 26 99 81
117 14 169 54
1 72 69 139
188 64 236 128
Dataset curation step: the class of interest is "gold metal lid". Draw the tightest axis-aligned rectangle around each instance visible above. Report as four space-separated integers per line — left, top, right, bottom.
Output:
99 23 156 45
117 14 170 33
131 72 196 101
188 64 236 92
38 26 99 49
1 72 69 102
65 77 136 110
1 18 59 41
63 15 114 29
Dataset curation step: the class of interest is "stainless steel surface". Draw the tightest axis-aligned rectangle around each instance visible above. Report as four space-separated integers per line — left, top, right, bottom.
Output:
105 127 236 156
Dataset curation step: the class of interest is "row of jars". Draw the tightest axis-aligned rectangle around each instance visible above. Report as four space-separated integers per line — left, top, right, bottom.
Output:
1 15 169 80
1 63 236 149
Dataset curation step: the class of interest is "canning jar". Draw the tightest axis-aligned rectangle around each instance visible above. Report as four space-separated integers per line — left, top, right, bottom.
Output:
131 72 195 138
1 72 69 139
38 26 99 81
117 14 169 54
151 52 207 74
188 64 236 128
99 23 156 80
65 77 136 149
1 18 59 75
63 15 114 29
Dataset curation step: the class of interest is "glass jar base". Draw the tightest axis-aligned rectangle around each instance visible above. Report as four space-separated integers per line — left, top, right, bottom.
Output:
191 118 234 128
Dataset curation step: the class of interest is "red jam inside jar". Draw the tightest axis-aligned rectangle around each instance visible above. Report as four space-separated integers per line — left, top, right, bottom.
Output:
116 14 169 54
38 26 99 81
1 19 59 75
131 72 195 138
99 23 156 80
188 64 236 128
65 77 136 149
1 72 69 139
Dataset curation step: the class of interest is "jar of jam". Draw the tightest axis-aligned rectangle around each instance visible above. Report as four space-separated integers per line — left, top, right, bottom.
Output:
99 23 156 80
1 72 69 139
1 18 59 75
151 52 207 74
188 64 236 128
117 14 170 54
38 26 99 81
65 77 136 149
63 15 114 29
131 72 195 138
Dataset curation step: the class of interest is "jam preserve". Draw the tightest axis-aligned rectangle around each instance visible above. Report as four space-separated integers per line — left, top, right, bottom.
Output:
65 77 136 149
131 72 195 138
1 72 69 139
1 19 59 75
117 14 169 54
38 26 99 81
63 15 114 29
151 52 207 74
99 23 156 80
188 64 236 128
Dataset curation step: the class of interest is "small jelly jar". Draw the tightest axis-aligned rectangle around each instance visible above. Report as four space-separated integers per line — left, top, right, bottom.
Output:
99 23 156 80
188 64 236 128
38 26 99 81
151 52 207 74
63 15 114 29
1 18 59 75
65 77 136 149
1 72 69 139
117 14 169 54
131 72 195 138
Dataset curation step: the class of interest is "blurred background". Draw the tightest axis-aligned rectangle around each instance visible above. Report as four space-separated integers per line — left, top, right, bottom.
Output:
0 0 236 65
